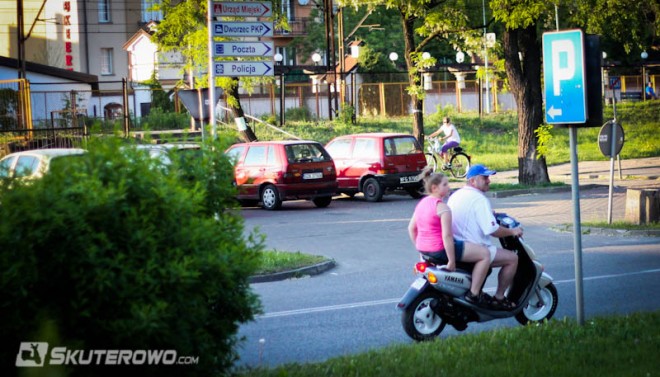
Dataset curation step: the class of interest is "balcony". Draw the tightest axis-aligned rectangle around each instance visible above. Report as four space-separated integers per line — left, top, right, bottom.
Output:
272 17 311 45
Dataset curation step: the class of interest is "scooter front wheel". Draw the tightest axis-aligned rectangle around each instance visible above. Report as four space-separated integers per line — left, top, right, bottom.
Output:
515 283 558 325
402 290 447 341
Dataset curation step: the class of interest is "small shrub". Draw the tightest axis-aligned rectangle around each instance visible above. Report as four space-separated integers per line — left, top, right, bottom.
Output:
137 108 190 130
285 107 312 122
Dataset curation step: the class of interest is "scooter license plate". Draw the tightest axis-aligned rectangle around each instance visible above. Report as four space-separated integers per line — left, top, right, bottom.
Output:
411 278 426 290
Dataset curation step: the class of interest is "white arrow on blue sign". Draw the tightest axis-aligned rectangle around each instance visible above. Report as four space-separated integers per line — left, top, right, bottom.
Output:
214 42 273 57
213 22 273 37
542 29 587 124
214 61 274 77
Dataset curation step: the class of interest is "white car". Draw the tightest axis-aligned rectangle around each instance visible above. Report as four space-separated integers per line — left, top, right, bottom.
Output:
0 148 87 180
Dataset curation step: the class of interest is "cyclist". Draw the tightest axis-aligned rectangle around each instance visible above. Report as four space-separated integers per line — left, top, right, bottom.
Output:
428 117 461 168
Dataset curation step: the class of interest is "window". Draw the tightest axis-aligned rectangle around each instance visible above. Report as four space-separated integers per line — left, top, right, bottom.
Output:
352 138 376 159
226 146 245 163
243 146 267 166
14 156 40 178
0 156 16 178
141 0 163 22
98 0 110 23
325 139 352 159
390 137 420 155
100 48 114 75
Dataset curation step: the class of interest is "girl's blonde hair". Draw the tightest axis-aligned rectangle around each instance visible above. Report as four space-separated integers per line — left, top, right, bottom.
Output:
419 166 447 194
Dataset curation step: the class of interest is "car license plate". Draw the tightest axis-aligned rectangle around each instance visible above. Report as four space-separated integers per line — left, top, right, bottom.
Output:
303 172 323 179
400 175 418 184
411 278 426 290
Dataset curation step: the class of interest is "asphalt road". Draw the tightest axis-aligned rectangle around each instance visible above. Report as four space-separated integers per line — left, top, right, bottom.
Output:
235 189 660 368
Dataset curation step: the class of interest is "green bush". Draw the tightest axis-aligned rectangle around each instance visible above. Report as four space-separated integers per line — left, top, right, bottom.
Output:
0 138 263 376
285 107 313 122
137 108 190 130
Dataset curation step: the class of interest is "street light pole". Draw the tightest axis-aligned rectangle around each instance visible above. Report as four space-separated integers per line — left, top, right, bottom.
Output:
275 53 284 126
641 51 648 101
312 53 322 120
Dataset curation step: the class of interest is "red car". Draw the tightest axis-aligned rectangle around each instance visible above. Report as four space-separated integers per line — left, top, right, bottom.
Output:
225 140 338 210
325 133 427 202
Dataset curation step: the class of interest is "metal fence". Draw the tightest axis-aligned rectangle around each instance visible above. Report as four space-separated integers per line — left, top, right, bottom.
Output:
1 72 656 157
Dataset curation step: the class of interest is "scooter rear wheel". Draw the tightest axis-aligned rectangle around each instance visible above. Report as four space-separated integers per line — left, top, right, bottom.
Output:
402 290 447 341
515 283 558 325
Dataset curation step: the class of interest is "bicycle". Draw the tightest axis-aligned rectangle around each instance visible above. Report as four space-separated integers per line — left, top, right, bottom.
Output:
424 137 471 178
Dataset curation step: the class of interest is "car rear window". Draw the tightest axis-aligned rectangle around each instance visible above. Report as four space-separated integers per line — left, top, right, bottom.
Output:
386 136 421 156
285 143 332 163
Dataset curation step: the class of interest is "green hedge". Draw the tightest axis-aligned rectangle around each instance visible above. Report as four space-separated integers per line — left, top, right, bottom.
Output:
0 138 263 376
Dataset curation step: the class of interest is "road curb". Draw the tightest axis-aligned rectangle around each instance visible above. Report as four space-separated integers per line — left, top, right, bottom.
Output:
551 225 660 237
486 184 602 198
249 259 337 283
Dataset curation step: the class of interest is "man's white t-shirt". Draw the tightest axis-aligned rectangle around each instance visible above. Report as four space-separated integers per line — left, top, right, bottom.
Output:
447 186 499 260
441 123 461 144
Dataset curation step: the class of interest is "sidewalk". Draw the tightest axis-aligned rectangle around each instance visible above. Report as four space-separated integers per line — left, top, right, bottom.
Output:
491 156 660 189
478 157 660 228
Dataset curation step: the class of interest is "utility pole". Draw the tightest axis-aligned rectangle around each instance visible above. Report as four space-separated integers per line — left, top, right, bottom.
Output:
338 7 345 106
17 0 26 79
324 0 335 120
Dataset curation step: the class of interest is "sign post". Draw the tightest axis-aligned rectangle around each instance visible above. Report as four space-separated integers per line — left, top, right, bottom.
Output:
542 29 587 325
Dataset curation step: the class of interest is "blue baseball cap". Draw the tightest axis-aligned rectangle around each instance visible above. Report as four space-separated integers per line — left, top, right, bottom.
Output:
466 164 497 179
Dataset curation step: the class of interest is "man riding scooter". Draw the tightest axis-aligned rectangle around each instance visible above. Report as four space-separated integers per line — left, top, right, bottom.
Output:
447 164 522 310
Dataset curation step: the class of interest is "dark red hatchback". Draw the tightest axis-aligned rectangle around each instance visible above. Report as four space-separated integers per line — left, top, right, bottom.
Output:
225 140 338 210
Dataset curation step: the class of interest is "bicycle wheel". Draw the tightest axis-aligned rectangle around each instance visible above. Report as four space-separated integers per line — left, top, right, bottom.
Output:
425 153 438 172
449 153 470 178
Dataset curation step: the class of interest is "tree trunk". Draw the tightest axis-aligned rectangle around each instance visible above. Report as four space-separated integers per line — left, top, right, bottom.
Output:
227 78 258 142
401 14 425 146
502 26 549 185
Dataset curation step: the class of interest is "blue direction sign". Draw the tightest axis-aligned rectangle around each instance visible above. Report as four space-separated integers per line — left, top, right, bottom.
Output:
213 2 272 17
213 22 273 37
542 29 587 124
214 42 273 57
214 61 274 77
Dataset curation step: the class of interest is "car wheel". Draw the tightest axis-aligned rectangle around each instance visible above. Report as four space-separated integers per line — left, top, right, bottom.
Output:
261 184 282 210
362 177 383 202
312 196 332 208
406 186 423 199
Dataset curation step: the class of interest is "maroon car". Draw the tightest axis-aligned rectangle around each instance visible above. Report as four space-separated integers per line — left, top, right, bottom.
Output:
325 133 427 202
225 140 338 210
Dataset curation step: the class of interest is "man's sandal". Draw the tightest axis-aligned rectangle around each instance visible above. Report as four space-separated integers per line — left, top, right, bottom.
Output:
490 296 516 311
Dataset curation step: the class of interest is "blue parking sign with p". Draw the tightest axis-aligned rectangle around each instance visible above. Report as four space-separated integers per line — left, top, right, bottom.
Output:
542 30 587 124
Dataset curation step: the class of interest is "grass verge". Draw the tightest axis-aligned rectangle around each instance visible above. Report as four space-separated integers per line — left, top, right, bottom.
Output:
237 311 659 377
581 220 660 230
256 250 328 275
489 182 567 191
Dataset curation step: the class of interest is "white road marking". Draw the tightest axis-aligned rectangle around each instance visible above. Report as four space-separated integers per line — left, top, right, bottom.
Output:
257 268 660 319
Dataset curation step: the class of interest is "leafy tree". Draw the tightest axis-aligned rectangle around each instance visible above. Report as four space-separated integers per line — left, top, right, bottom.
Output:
143 72 175 112
340 0 484 145
491 0 658 184
568 0 659 69
490 0 550 184
0 138 263 376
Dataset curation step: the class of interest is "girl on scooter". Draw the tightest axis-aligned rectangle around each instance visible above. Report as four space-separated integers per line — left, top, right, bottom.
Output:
407 168 491 307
